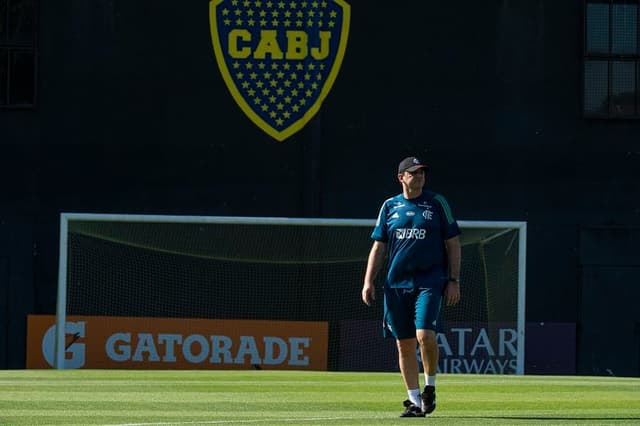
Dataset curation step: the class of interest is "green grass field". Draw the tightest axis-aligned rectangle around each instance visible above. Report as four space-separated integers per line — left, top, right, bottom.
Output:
0 370 638 425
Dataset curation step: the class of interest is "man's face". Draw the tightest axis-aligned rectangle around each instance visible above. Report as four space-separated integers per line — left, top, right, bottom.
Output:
398 168 426 190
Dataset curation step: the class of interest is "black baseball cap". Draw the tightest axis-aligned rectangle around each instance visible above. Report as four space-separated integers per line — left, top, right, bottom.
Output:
398 156 428 174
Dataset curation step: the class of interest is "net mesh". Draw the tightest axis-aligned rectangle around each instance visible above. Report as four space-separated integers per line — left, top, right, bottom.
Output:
64 217 522 372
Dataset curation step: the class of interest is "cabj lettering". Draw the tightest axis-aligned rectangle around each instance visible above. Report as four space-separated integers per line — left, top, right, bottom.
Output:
228 29 331 60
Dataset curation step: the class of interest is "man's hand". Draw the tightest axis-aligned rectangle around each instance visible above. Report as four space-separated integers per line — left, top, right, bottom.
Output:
362 282 376 306
444 281 460 306
362 241 386 306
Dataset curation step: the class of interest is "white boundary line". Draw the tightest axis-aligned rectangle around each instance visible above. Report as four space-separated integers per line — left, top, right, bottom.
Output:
102 417 363 426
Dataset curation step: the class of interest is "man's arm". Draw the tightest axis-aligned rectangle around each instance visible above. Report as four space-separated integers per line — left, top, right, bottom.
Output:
362 240 387 306
444 235 461 306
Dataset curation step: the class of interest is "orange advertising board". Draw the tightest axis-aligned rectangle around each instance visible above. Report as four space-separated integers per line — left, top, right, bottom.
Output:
27 315 328 370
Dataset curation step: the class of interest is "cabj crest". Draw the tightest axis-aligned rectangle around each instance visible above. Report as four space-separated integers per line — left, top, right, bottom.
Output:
209 0 350 142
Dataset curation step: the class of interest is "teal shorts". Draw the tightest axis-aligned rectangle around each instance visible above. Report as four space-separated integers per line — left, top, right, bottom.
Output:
382 277 445 339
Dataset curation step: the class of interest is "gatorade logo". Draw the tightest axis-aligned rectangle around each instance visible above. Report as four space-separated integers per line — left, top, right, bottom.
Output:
42 321 86 369
27 315 329 370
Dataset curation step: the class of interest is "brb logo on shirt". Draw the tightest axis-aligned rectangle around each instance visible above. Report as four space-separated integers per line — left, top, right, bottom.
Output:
395 228 427 240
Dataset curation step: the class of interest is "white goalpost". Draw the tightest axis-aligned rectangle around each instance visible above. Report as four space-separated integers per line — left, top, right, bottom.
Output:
55 213 526 373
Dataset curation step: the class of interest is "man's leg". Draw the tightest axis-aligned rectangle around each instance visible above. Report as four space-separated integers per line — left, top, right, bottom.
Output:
416 329 438 375
385 288 424 416
396 337 419 390
396 337 425 417
417 329 438 414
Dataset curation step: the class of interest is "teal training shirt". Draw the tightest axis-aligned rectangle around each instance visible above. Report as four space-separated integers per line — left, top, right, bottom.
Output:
371 190 461 289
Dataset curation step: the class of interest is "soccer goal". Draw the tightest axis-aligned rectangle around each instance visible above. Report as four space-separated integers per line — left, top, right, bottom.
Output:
54 214 526 373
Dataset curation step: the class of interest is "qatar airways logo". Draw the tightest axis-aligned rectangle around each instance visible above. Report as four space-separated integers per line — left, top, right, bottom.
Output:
437 327 519 374
395 228 426 240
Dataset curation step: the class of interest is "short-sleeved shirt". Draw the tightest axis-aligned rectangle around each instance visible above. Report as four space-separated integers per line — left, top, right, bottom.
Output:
372 190 460 289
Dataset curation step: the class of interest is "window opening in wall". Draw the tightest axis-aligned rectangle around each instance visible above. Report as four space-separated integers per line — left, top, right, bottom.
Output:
584 0 640 118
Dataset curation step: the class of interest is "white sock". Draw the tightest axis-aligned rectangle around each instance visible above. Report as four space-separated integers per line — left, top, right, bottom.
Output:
408 389 421 406
425 374 436 387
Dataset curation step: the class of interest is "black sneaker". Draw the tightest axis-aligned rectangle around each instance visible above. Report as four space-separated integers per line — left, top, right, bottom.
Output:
421 385 436 414
400 399 425 417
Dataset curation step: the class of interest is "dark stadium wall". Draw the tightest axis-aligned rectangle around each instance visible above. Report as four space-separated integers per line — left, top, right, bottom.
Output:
0 1 639 374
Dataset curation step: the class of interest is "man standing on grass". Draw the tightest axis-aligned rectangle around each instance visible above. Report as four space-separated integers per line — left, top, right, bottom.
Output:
361 156 462 417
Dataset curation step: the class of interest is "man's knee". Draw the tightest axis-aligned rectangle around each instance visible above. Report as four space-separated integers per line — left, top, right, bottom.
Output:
396 338 417 356
416 329 436 348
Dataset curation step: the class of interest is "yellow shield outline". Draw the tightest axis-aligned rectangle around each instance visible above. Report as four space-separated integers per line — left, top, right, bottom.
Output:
209 0 351 142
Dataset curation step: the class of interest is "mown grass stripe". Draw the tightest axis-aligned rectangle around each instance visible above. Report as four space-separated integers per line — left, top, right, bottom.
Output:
0 370 638 425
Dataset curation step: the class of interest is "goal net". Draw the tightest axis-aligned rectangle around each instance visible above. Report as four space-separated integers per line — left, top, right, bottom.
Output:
53 214 526 373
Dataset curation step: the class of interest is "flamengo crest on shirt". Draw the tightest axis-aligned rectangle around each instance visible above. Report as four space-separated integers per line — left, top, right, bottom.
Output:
209 0 350 142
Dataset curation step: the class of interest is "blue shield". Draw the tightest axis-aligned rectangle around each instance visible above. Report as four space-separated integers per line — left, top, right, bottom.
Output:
210 0 351 141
